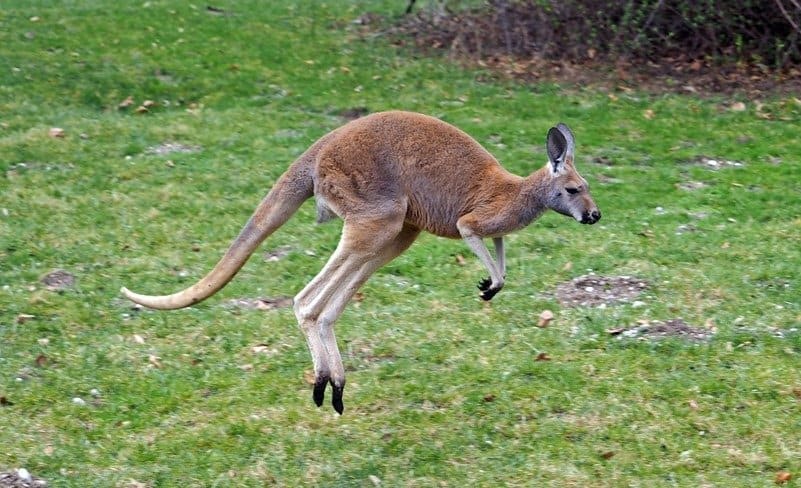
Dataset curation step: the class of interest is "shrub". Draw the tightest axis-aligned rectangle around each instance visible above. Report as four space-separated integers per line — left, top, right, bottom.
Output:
403 0 801 68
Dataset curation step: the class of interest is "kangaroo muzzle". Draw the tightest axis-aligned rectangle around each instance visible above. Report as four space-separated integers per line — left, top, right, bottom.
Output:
580 209 601 225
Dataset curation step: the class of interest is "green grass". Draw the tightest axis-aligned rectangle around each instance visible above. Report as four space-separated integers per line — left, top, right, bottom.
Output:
2 1 801 486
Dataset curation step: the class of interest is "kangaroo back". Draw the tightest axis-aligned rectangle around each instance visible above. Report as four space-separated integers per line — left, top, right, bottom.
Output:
121 157 314 309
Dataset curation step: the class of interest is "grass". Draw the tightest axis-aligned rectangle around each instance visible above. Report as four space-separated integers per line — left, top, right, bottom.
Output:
1 1 801 486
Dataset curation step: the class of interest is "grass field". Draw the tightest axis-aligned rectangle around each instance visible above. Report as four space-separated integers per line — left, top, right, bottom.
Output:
1 1 801 486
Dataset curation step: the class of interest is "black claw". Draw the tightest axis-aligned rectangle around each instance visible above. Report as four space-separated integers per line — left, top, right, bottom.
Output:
480 287 500 301
477 277 492 291
331 381 345 415
313 376 328 407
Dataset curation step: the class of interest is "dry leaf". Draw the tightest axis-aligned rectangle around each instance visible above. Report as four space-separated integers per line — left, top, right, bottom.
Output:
368 475 382 487
303 369 316 385
0 396 12 406
49 127 65 138
607 327 626 335
148 354 162 368
643 109 655 120
133 334 146 344
482 393 496 402
535 352 551 361
562 261 573 272
352 292 365 302
455 254 467 266
776 471 792 484
688 399 699 410
142 100 156 108
239 364 254 372
538 310 554 327
730 101 747 112
16 313 35 324
792 388 801 400
118 96 134 109
35 353 48 367
251 344 271 354
600 451 616 460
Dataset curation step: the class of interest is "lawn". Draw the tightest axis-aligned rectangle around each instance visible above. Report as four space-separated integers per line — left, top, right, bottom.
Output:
1 1 800 486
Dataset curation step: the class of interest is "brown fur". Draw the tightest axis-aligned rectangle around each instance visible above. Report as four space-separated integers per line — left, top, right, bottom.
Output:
121 110 600 413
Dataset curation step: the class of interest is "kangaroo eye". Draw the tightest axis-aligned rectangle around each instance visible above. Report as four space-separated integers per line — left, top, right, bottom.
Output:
565 187 580 195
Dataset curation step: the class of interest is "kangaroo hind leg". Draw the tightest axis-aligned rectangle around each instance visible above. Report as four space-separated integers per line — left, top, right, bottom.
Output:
294 214 418 414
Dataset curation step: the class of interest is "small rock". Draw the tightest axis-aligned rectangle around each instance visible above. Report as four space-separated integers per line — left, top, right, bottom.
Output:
48 127 65 138
90 388 101 398
72 397 86 406
17 468 32 482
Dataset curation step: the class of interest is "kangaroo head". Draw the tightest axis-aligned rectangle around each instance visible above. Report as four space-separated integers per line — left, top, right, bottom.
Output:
544 123 601 225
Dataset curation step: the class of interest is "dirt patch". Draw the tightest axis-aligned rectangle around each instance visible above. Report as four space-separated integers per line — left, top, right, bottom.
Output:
226 296 293 311
555 275 648 308
39 269 76 291
335 107 370 120
0 469 47 487
685 155 745 171
263 245 293 262
608 318 713 342
146 142 201 156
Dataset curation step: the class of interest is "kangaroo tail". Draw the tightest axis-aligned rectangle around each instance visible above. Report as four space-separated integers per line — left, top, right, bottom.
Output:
121 161 313 310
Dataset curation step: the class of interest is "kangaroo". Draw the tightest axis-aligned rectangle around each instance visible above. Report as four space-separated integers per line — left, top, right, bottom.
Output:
122 111 601 414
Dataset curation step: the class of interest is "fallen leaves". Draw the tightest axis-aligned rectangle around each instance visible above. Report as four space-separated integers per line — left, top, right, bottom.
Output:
537 309 554 327
118 96 157 114
148 354 162 368
226 296 293 311
35 354 48 368
776 471 792 485
730 101 747 112
16 313 35 324
535 352 551 361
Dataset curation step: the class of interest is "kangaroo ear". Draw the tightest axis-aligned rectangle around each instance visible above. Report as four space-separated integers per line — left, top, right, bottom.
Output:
547 123 576 173
546 126 568 173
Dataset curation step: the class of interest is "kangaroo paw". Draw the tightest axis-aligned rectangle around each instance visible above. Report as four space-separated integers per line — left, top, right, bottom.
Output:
477 277 492 291
313 376 328 407
331 380 345 415
480 286 501 301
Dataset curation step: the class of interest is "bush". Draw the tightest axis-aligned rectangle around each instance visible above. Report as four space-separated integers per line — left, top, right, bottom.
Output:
403 0 801 68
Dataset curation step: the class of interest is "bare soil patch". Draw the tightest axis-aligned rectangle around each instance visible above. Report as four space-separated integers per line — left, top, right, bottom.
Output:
0 470 47 487
39 269 76 290
226 296 293 311
608 318 713 342
556 275 648 308
146 142 201 156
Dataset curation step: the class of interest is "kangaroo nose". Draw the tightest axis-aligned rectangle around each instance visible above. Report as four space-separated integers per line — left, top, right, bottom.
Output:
581 210 601 225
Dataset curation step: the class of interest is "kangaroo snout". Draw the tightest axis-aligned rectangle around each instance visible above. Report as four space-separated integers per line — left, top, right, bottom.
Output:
581 209 601 225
